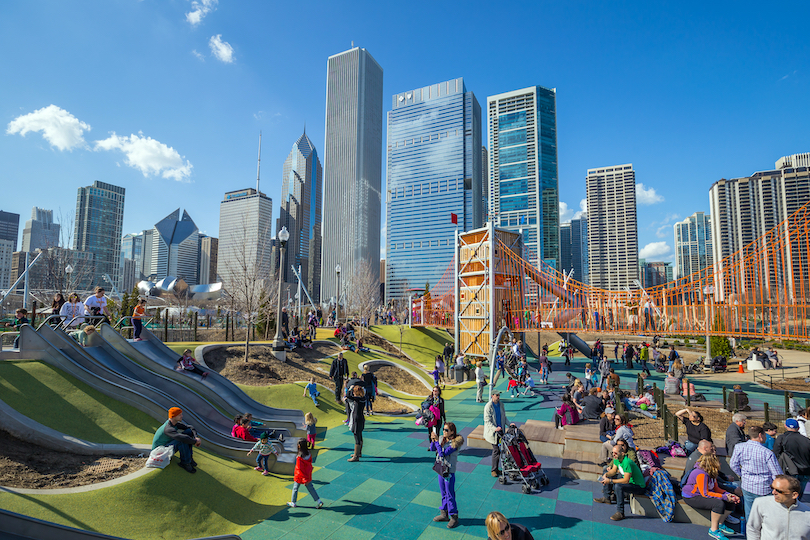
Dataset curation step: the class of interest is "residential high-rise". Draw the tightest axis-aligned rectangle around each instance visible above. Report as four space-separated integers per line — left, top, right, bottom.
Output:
217 188 273 289
141 229 154 279
0 211 20 252
639 259 673 288
709 154 810 301
150 209 200 285
276 131 323 302
586 164 638 290
481 146 489 222
0 239 13 289
199 236 218 284
121 232 144 285
321 47 383 303
22 207 60 252
674 211 713 280
74 181 125 287
560 215 588 284
487 85 559 267
386 78 482 302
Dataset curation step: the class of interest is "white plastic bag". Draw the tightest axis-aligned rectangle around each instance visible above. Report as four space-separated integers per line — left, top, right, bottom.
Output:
146 445 174 469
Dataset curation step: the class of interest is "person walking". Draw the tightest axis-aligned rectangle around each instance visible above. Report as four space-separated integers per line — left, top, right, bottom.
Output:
730 425 784 521
430 422 464 529
132 298 147 340
484 391 514 477
476 361 488 403
424 386 447 443
247 432 278 475
774 418 810 496
329 352 349 404
288 438 324 508
345 385 366 462
747 474 810 540
639 343 651 377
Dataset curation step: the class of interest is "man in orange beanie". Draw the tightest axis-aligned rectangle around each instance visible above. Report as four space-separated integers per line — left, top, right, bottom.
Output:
152 407 201 473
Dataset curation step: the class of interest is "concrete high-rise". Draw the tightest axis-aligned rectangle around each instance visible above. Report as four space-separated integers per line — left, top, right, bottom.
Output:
0 211 20 252
22 207 60 252
74 181 125 287
386 78 482 302
150 209 200 285
639 259 673 288
487 85 559 267
560 215 588 284
321 47 383 303
709 154 810 301
276 131 323 302
217 188 273 289
199 236 218 284
674 211 713 280
0 239 13 289
586 164 638 290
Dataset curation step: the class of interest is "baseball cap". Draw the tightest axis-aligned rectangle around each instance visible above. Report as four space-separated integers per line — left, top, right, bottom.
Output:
492 390 502 396
786 418 800 429
605 407 615 414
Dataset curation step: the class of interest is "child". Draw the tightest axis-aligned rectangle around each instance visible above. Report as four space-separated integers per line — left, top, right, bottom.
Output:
288 438 324 508
303 377 320 406
247 431 278 475
233 417 258 442
176 349 209 380
584 363 594 392
305 412 317 449
429 357 442 389
243 412 266 438
9 308 30 348
231 415 243 437
132 298 146 340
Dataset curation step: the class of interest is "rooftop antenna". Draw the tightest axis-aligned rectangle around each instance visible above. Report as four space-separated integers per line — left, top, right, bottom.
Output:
256 131 262 193
351 40 354 48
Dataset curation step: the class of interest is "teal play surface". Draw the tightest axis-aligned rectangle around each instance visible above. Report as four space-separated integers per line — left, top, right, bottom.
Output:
241 353 780 540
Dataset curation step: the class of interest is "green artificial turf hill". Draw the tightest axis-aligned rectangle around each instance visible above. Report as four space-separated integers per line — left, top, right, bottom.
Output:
368 326 449 369
0 360 158 444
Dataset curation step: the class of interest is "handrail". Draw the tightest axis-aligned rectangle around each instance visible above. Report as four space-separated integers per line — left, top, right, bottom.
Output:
114 315 155 330
37 314 107 332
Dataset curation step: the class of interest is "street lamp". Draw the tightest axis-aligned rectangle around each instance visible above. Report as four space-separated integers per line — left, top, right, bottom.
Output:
271 227 290 357
335 264 341 325
704 284 715 361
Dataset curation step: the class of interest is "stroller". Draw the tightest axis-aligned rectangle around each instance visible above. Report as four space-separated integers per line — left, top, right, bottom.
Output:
709 355 727 373
498 425 549 494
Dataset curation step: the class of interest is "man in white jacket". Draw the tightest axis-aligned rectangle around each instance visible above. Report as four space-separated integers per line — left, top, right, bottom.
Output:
483 391 514 477
747 474 810 539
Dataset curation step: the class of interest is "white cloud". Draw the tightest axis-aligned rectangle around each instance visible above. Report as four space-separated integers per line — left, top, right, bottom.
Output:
655 213 681 238
639 241 671 259
186 0 217 26
636 183 664 205
192 49 205 61
6 105 90 151
209 34 234 63
559 198 588 224
94 132 193 181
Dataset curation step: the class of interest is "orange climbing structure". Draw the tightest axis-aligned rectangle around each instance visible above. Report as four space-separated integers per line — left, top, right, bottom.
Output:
411 202 810 355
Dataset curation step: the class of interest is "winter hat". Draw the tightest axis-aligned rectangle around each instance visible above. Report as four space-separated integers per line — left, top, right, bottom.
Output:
168 407 183 418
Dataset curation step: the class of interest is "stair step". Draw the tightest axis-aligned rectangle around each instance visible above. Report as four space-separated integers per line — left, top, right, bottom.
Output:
467 420 566 458
561 450 603 480
630 494 713 526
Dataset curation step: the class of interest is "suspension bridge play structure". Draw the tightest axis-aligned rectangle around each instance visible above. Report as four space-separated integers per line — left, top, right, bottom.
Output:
412 201 810 358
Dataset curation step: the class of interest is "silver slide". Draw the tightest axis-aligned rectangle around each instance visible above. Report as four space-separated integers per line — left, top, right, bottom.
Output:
18 325 292 471
100 325 304 432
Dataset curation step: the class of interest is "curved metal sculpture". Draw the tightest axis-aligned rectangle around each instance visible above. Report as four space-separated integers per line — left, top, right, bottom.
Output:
137 277 222 301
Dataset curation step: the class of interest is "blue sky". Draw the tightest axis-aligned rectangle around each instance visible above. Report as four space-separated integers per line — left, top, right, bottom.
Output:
2 0 809 267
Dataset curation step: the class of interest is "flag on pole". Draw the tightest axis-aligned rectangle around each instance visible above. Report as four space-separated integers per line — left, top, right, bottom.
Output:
450 212 458 224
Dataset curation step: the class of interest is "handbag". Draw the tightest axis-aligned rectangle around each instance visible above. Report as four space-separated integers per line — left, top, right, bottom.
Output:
432 453 451 477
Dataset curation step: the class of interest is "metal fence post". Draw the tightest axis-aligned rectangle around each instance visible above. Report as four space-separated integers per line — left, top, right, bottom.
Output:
805 398 810 412
764 402 770 424
225 313 229 341
723 386 728 409
164 313 169 342
786 391 790 415
662 403 669 441
193 311 198 342
732 392 738 413
672 409 678 441
685 378 691 406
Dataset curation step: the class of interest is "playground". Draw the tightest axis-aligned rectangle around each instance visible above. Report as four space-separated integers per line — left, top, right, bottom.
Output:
0 316 809 540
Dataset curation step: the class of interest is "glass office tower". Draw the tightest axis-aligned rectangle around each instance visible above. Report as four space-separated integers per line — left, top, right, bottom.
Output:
386 78 482 302
487 86 559 268
74 181 125 287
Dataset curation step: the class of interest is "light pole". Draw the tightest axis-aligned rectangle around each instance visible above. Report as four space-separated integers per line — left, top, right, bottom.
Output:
271 227 290 359
335 264 341 326
704 284 715 361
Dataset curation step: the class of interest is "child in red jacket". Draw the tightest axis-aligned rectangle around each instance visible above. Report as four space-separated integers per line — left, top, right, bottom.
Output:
288 438 324 508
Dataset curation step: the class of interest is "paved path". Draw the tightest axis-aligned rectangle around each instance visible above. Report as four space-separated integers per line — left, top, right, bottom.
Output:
240 357 725 540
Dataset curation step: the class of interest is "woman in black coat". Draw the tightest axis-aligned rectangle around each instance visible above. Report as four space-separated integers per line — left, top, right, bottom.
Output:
424 386 446 444
346 385 366 462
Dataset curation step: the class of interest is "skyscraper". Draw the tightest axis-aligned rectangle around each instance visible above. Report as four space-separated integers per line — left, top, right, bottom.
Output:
0 211 20 252
674 211 713 280
487 85 559 267
276 131 323 302
22 207 60 252
321 47 383 302
150 209 200 285
0 239 13 289
74 181 125 287
639 259 673 288
217 188 273 289
199 236 218 284
586 164 638 290
559 215 588 284
386 78 482 301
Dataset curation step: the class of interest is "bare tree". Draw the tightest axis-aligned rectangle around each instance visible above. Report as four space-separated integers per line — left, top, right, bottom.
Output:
222 216 274 362
344 258 380 338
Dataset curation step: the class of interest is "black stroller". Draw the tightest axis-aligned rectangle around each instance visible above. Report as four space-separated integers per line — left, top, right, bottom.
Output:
709 356 727 373
498 426 549 494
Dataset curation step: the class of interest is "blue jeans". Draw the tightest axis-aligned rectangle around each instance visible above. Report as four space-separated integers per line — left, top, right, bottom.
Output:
602 476 647 514
684 440 698 454
308 390 320 405
256 453 269 471
291 481 319 504
169 428 195 464
438 473 458 515
133 318 143 338
743 489 765 522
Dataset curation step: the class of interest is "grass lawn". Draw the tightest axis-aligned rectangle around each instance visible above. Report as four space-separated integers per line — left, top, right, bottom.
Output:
0 360 158 444
368 326 449 369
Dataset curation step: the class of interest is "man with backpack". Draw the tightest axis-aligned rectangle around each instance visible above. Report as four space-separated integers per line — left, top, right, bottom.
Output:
774 418 810 497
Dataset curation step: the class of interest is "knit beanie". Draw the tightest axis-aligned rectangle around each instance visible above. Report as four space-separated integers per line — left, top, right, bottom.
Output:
168 407 182 419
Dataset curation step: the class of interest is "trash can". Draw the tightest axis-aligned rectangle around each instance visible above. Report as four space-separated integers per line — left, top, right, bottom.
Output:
454 368 464 384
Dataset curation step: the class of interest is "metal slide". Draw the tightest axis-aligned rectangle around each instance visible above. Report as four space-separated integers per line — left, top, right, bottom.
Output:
100 325 304 432
557 331 593 358
19 325 288 470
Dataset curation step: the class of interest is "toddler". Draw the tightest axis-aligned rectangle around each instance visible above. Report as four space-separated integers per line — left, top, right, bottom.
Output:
247 431 278 475
288 438 324 508
305 412 317 449
303 377 320 406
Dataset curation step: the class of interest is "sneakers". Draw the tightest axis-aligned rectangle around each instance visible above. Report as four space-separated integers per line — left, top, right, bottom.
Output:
287 502 296 508
262 470 270 476
717 523 734 535
316 500 324 509
254 466 264 472
179 462 196 474
724 515 740 525
708 529 724 540
592 497 610 504
610 512 625 521
202 372 208 380
491 470 500 477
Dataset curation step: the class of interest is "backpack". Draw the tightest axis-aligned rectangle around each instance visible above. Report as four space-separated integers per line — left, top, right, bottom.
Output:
668 441 687 457
637 449 662 469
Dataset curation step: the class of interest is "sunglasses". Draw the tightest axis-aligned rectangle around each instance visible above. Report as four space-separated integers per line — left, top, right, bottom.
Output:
499 524 510 536
443 428 451 432
771 485 792 495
